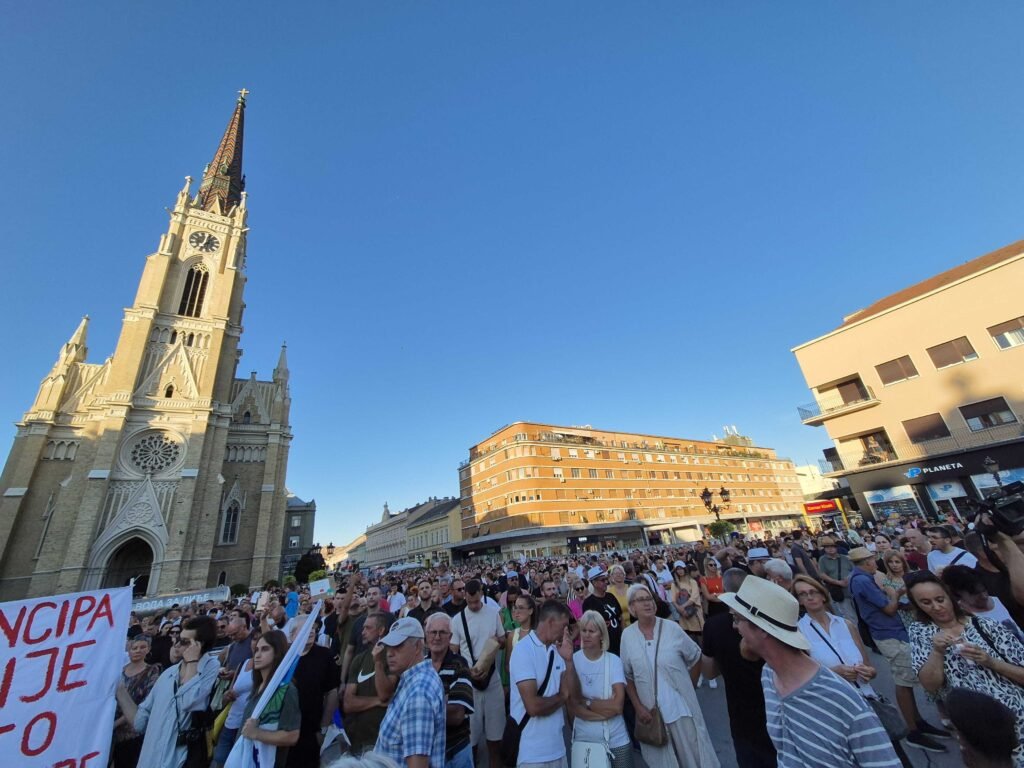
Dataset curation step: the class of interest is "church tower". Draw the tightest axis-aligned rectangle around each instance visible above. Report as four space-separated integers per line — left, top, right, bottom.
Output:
0 92 293 599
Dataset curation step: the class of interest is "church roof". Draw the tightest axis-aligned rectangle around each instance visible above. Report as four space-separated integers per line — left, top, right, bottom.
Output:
197 91 247 214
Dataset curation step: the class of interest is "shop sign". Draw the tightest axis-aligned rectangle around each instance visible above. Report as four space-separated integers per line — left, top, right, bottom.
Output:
926 481 967 501
866 485 915 504
804 500 838 515
905 462 963 479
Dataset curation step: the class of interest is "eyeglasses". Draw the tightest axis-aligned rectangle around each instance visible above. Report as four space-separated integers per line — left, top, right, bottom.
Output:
794 590 820 600
629 597 655 604
427 630 451 637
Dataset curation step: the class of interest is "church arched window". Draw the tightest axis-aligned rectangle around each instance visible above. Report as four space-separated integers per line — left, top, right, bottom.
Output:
242 411 251 425
217 570 227 586
220 501 240 545
164 384 175 398
178 264 209 318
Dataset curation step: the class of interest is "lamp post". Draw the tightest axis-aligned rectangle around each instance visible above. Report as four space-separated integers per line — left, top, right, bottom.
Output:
983 456 1002 488
701 486 731 521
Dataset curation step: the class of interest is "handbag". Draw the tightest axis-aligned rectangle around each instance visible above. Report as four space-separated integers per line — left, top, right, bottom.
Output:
500 649 555 767
633 621 668 747
807 619 908 741
571 653 613 768
461 609 497 691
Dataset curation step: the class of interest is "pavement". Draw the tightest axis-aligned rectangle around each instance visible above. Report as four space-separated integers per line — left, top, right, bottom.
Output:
693 646 965 768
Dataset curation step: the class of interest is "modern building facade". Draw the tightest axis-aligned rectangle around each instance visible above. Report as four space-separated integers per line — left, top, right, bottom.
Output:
454 422 804 559
0 93 296 599
279 493 317 580
792 241 1024 522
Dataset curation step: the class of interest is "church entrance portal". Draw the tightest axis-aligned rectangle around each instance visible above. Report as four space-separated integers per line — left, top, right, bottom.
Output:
103 537 153 596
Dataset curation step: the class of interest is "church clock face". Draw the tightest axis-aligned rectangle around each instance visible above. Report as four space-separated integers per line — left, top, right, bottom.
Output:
188 231 220 252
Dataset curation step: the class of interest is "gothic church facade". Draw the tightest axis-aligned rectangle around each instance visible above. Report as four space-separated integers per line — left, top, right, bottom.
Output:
0 93 293 599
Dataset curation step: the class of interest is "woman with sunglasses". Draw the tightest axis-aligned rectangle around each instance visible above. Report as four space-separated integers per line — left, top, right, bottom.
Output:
568 581 588 621
907 571 1024 765
700 558 727 617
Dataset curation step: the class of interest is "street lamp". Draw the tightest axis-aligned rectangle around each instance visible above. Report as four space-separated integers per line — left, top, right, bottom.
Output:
984 456 1002 488
326 542 335 558
701 486 730 521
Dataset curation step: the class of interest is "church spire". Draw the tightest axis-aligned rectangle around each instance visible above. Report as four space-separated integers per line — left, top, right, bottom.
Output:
197 89 247 214
273 342 289 382
61 315 89 365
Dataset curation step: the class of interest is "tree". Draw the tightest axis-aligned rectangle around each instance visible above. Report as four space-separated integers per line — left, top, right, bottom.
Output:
708 520 736 541
307 569 327 582
230 583 249 597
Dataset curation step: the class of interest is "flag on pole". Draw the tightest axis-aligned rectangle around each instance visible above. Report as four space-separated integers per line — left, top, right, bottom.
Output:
225 600 323 768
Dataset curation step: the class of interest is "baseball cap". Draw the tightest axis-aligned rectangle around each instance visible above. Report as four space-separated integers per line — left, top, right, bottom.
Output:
505 571 519 580
378 617 425 646
673 560 687 571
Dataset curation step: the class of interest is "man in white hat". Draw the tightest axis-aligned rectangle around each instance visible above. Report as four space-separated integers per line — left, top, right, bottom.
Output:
720 577 901 767
374 617 447 768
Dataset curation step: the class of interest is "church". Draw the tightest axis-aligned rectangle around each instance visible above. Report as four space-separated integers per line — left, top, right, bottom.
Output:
0 92 295 600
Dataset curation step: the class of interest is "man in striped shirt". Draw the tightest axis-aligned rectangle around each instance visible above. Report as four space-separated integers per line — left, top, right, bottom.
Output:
721 576 900 767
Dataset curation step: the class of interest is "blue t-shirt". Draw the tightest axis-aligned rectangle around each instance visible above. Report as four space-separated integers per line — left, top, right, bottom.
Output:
850 568 907 641
285 590 299 619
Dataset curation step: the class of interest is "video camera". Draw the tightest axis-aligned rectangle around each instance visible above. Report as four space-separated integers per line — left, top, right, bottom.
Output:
966 480 1024 538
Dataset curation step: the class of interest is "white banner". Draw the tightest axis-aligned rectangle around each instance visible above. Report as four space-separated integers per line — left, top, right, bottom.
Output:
225 601 323 768
0 586 131 767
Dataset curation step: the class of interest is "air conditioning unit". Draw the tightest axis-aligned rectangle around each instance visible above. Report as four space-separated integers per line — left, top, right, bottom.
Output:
559 478 566 483
552 456 561 461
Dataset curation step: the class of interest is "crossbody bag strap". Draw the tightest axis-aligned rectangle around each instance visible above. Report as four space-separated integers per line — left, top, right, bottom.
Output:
459 609 476 664
602 651 611 747
971 617 1010 664
652 619 662 703
515 649 555 731
808 617 861 689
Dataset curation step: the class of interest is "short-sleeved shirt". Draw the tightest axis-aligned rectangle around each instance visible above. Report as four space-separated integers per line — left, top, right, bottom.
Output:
571 651 629 748
435 651 474 760
850 569 907 641
762 665 900 767
510 631 566 764
701 612 775 754
927 547 978 574
450 604 505 686
285 591 299 619
376 659 447 768
408 604 445 625
582 592 624 654
345 649 392 753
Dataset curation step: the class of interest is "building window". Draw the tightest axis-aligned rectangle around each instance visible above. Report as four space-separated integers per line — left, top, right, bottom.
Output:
568 449 579 458
553 467 563 479
960 397 1018 432
903 413 952 444
220 501 240 545
178 264 210 317
217 570 227 586
875 355 919 385
989 316 1024 350
291 515 301 528
926 336 978 369
571 468 581 479
289 535 300 548
588 469 598 479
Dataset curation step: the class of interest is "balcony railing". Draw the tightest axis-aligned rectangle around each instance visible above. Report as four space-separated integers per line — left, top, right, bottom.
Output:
820 421 1024 475
798 386 880 425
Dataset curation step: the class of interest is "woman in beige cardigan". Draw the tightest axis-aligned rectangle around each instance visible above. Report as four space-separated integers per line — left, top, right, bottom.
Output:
621 583 720 768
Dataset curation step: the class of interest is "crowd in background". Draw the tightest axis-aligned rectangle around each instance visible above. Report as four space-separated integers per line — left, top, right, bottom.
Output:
110 514 1024 768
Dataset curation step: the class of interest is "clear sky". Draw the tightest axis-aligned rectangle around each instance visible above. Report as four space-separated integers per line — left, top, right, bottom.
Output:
3 3 1024 549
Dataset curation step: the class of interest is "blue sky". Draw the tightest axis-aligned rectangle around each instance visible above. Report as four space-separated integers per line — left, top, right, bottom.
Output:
3 4 1024 548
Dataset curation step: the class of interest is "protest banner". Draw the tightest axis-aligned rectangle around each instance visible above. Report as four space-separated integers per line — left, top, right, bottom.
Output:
130 585 230 614
308 578 332 599
0 586 131 767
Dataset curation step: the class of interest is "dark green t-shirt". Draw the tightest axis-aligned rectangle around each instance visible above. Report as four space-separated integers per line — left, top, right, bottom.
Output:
344 649 391 753
241 682 301 768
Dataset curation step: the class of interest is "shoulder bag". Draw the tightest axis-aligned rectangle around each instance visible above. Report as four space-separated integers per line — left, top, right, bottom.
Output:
807 619 907 741
460 608 496 691
500 648 555 767
633 621 668 747
571 653 613 768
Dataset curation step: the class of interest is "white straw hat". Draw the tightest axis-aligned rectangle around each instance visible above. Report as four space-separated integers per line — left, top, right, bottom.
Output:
719 576 809 651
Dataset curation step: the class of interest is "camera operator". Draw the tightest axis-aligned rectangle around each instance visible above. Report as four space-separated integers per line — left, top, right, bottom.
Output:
966 483 1024 629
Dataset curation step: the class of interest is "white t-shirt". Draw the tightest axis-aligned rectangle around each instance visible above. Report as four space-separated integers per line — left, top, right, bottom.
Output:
450 603 505 689
976 597 1024 642
510 632 566 764
927 547 978 574
571 651 629 748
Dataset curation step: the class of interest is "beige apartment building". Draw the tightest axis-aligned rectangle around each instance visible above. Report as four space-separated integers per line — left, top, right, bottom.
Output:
454 422 804 559
792 241 1024 521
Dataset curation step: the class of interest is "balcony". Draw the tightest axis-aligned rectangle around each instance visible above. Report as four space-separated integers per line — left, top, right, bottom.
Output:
820 421 1024 476
798 385 880 426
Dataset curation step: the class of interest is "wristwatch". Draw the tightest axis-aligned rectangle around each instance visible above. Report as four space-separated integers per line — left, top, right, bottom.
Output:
584 698 592 710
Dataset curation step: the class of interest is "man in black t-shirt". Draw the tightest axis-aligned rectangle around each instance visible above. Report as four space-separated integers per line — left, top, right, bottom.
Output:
287 623 342 768
701 569 777 768
582 567 623 654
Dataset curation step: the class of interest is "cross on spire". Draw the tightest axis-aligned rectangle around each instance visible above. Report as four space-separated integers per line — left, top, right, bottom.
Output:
238 88 249 104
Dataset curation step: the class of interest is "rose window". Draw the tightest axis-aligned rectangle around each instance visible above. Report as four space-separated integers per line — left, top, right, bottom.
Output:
129 433 182 473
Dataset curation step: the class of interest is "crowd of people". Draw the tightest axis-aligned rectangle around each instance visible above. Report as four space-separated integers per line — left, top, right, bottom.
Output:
110 515 1024 768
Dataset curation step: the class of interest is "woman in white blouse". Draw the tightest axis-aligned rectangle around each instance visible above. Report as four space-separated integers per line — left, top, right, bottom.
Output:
620 584 719 768
569 611 633 768
794 575 878 694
